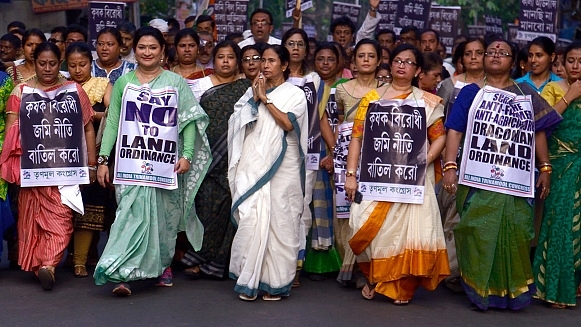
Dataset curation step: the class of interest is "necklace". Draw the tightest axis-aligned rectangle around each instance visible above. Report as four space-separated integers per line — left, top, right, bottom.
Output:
174 64 203 78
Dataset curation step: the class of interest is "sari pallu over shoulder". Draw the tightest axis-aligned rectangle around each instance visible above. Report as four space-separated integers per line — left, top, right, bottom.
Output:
348 88 450 302
228 82 308 297
533 97 581 307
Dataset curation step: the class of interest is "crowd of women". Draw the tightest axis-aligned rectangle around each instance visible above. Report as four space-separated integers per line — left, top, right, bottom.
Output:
0 10 580 310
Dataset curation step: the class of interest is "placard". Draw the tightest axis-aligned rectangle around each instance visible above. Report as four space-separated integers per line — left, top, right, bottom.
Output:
517 0 558 42
20 83 89 187
332 2 361 27
429 6 460 54
458 86 535 198
377 0 400 34
304 75 321 170
114 83 180 190
214 0 248 41
358 99 427 204
396 0 431 31
89 1 125 50
467 25 487 38
333 122 354 218
485 15 503 34
285 0 313 18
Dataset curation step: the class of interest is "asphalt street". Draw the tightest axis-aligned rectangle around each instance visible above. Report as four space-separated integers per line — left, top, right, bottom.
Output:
1 240 580 327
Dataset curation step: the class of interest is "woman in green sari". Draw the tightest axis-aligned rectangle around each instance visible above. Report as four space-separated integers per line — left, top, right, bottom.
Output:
94 27 211 296
534 42 581 308
444 39 561 310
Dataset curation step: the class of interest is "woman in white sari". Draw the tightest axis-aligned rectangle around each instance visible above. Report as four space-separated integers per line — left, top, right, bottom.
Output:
228 45 308 301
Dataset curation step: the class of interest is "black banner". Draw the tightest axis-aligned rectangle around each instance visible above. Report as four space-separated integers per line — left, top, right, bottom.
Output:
429 6 460 54
19 84 87 186
396 0 431 31
89 1 125 50
304 79 321 170
485 15 503 34
517 0 558 42
377 0 399 32
358 100 427 203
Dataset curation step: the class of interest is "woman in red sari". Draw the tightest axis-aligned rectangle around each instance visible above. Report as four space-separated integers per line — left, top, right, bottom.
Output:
1 42 96 291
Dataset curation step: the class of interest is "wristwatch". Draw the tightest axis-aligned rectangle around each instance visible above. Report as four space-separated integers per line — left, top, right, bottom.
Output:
266 98 273 104
370 6 377 12
97 155 109 166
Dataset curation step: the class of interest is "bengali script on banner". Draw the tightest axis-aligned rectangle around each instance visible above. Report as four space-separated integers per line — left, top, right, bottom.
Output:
89 2 125 50
334 122 354 218
429 6 460 54
214 0 248 41
458 86 536 198
114 84 180 190
19 83 88 187
396 0 431 31
358 99 427 204
517 0 558 42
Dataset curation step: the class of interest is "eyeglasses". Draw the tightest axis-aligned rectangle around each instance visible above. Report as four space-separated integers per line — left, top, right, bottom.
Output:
199 39 214 48
393 59 417 67
377 75 392 82
48 38 64 44
286 41 306 49
242 55 261 63
484 51 512 58
251 20 271 27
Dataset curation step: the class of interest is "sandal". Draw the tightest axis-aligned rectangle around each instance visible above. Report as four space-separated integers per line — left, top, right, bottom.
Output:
112 283 132 297
238 293 257 301
74 265 88 278
550 303 567 309
262 294 282 301
38 267 55 291
361 282 376 300
393 300 410 306
292 274 301 288
184 266 202 279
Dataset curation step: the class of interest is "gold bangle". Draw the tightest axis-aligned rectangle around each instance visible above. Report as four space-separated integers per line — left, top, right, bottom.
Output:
346 170 356 177
562 97 570 106
443 166 457 172
539 166 553 173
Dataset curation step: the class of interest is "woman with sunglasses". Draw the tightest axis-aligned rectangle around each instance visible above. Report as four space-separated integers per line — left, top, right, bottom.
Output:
444 39 561 310
343 43 449 305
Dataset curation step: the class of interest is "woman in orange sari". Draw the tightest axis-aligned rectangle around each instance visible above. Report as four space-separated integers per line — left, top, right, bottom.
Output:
344 44 449 305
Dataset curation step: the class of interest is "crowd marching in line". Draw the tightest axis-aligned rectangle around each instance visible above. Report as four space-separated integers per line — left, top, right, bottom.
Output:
1 1 581 311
